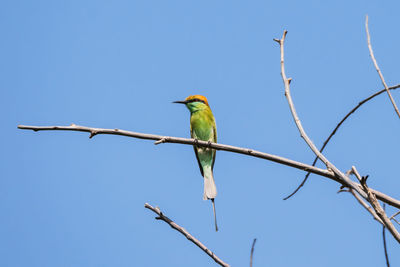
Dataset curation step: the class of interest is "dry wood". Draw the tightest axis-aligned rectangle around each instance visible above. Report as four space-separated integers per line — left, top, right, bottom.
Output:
17 124 400 209
284 84 400 200
274 31 367 199
366 15 400 119
250 238 257 267
144 203 230 267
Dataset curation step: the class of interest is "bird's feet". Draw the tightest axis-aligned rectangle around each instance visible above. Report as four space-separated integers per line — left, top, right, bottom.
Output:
207 140 212 148
194 138 199 147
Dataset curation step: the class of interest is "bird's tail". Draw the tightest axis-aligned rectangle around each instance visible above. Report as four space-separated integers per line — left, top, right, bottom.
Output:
203 166 217 200
211 199 218 231
203 166 218 231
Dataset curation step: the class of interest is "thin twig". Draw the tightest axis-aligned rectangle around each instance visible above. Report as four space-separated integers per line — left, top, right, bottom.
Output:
392 218 400 226
390 211 400 226
284 84 400 200
366 15 400 119
344 167 383 224
250 238 257 267
283 15 400 201
144 203 230 267
351 166 363 183
17 124 400 209
382 204 390 267
369 193 400 244
355 167 400 243
273 31 367 199
349 189 383 225
274 30 400 243
390 211 400 220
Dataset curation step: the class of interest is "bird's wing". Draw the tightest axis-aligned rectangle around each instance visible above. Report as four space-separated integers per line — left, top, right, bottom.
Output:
211 125 217 171
194 147 204 176
191 125 204 176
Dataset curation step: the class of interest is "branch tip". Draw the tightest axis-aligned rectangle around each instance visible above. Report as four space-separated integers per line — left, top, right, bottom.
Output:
154 138 166 145
89 131 97 139
366 14 400 119
250 238 257 267
144 202 230 267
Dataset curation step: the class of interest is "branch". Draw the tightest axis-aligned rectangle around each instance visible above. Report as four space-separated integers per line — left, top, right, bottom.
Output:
17 124 400 209
355 167 400 243
249 238 257 267
367 189 400 243
16 124 336 180
144 203 230 267
339 169 383 224
349 188 383 225
273 31 367 199
366 15 400 119
390 211 400 221
382 204 391 267
284 83 400 200
390 211 400 226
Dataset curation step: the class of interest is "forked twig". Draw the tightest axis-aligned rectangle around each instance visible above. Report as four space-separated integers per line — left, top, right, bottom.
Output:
366 15 400 119
390 211 400 221
144 203 230 267
274 30 400 245
390 211 400 226
273 31 367 199
349 188 383 225
284 16 400 200
354 168 400 243
284 84 400 200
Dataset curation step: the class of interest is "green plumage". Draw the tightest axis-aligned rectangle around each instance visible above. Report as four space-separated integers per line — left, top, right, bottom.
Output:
174 95 219 231
190 106 217 177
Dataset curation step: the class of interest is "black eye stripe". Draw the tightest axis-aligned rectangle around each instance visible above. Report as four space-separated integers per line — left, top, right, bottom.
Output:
188 98 205 104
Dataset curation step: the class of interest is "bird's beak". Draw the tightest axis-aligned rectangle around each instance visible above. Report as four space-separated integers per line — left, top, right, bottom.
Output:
173 100 188 104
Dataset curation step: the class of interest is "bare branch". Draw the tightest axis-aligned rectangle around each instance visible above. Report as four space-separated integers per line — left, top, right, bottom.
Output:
250 238 257 267
274 31 368 199
366 15 400 119
284 84 400 200
390 211 400 221
17 124 335 178
17 124 400 209
283 16 400 201
351 166 363 183
344 168 383 224
390 211 400 226
144 203 230 267
382 204 391 267
283 172 308 200
349 188 383 225
369 195 400 244
356 169 400 243
392 218 400 226
274 30 400 244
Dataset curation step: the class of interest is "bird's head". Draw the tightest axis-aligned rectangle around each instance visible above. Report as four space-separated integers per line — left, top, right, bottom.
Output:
173 95 210 113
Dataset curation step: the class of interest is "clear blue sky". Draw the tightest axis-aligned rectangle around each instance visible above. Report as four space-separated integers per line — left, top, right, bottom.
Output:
2 0 400 266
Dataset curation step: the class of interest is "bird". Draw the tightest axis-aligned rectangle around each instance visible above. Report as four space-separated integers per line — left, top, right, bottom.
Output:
173 95 218 231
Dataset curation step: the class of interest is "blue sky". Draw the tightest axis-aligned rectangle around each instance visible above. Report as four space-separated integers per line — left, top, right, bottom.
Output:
2 0 400 266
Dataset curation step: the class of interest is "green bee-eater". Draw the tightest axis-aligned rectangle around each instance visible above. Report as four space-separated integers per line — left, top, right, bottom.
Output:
174 95 218 231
